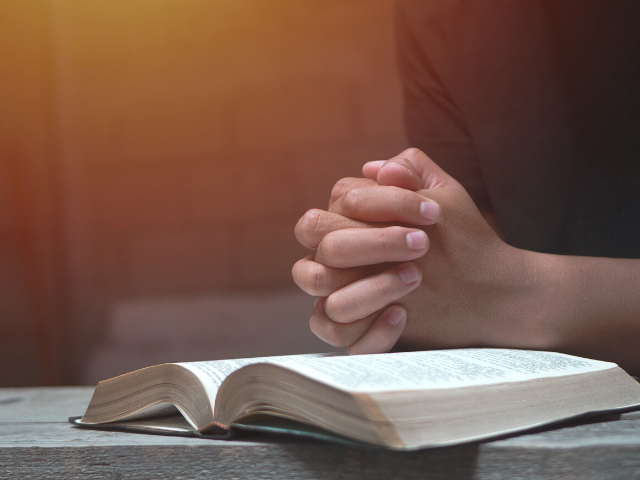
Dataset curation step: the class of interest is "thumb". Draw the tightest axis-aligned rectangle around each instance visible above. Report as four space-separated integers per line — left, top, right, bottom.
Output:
365 148 450 191
363 157 422 191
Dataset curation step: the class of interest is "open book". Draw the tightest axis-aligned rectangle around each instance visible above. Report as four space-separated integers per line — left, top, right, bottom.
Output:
72 349 640 450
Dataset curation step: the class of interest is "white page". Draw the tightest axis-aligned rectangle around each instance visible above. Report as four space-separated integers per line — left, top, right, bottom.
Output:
272 349 616 393
178 352 340 400
180 349 614 398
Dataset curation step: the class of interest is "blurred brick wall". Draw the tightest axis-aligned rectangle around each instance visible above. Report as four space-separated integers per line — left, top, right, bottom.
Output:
1 0 407 384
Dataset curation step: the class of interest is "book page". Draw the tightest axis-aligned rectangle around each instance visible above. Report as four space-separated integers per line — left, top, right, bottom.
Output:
272 349 617 393
178 352 340 400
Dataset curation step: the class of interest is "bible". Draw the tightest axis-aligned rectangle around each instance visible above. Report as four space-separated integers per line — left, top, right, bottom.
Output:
71 349 640 450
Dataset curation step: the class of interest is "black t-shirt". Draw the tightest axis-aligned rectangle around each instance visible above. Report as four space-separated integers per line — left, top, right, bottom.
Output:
397 0 640 257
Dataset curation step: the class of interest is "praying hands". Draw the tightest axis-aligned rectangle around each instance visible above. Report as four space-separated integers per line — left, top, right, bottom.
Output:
293 149 640 375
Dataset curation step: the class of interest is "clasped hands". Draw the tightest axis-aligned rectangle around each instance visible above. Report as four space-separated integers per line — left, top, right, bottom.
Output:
293 148 552 355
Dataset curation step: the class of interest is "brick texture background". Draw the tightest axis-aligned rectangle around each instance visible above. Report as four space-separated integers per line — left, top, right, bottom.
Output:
0 0 407 385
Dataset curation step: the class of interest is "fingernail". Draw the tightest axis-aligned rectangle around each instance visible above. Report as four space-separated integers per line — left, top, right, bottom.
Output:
420 201 440 221
364 160 385 167
399 264 420 284
406 231 428 250
387 307 404 326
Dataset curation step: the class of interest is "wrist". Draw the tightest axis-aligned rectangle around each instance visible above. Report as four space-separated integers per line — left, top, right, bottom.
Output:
491 247 570 350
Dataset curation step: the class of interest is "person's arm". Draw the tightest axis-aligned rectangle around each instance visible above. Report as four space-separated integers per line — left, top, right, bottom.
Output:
523 252 640 375
293 149 640 375
482 211 503 239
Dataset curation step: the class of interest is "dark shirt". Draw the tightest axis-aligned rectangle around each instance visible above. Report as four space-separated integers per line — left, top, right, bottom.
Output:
397 0 640 257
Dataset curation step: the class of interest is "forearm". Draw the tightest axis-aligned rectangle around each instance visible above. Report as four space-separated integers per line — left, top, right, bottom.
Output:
524 251 640 375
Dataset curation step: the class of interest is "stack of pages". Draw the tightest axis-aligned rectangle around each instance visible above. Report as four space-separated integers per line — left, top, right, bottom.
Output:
72 349 640 450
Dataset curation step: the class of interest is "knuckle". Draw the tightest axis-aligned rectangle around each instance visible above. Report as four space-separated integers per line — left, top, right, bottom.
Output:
294 261 334 295
292 259 312 291
296 209 325 248
291 259 304 284
308 262 331 295
341 188 362 213
325 293 349 322
300 209 322 235
331 177 354 200
317 233 340 262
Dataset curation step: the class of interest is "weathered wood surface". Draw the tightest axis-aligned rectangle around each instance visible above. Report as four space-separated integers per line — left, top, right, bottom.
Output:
1 388 640 479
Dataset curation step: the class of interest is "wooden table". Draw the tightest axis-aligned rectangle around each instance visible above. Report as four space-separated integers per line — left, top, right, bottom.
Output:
2 387 640 479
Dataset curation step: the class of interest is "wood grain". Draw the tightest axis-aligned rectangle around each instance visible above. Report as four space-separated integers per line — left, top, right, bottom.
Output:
2 387 640 479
